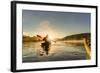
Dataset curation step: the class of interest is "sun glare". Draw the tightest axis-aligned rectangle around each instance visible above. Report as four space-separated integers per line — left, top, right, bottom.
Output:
23 20 63 40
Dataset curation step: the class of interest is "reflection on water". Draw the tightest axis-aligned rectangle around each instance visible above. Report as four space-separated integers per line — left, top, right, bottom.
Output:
22 41 87 62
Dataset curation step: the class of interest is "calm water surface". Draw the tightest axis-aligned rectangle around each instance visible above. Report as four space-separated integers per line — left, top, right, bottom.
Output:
22 41 87 62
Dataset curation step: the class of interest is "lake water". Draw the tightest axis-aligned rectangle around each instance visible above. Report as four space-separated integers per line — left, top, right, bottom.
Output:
22 41 87 62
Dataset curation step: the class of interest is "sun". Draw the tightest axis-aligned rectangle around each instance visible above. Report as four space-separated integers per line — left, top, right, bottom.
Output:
48 35 54 40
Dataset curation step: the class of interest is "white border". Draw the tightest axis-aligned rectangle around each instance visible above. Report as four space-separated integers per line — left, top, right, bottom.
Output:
16 4 96 70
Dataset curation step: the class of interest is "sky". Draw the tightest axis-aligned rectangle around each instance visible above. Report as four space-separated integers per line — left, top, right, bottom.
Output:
22 10 91 38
